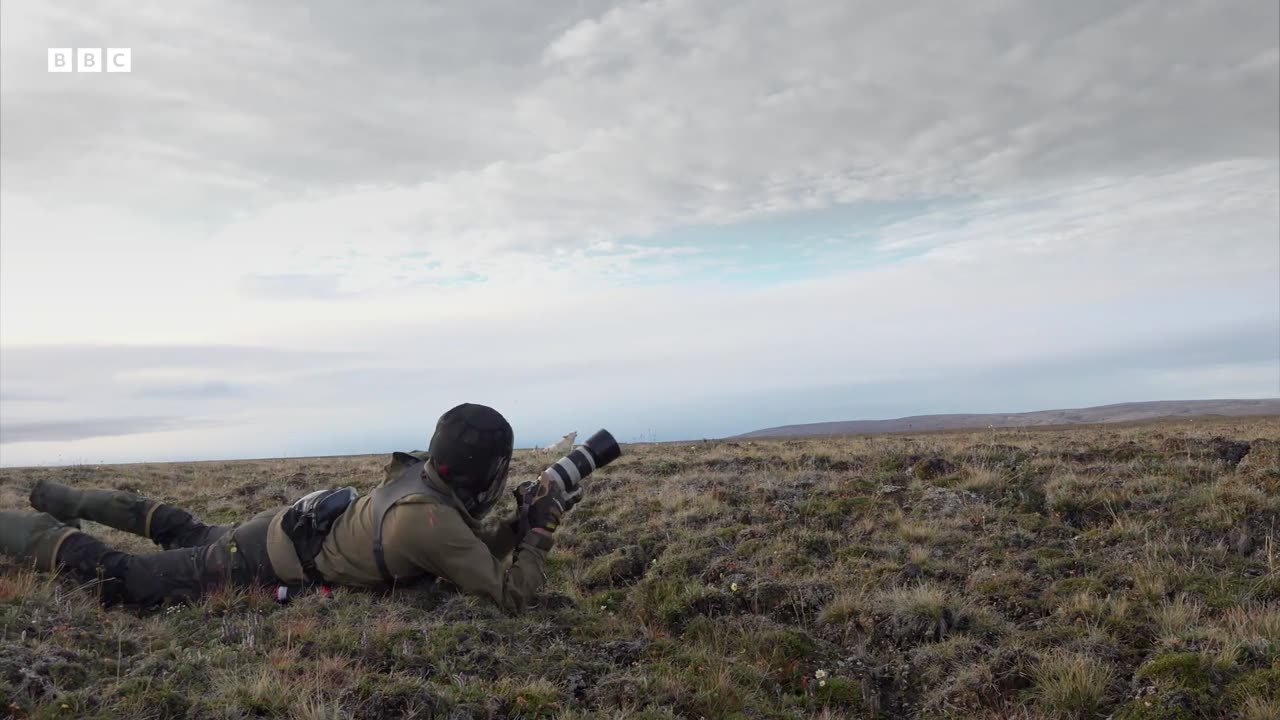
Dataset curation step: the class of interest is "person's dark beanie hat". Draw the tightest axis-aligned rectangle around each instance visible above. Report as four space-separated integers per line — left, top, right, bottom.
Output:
428 404 514 512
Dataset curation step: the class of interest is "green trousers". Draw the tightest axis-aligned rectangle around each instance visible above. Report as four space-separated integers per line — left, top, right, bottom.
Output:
7 483 280 607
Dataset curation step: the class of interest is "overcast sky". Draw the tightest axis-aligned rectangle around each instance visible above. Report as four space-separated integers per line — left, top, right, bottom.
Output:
1 0 1277 466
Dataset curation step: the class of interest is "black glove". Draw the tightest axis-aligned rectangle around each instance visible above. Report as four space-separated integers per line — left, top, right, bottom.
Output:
516 475 566 535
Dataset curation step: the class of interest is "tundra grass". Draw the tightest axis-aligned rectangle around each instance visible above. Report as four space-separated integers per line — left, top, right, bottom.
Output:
1 417 1277 719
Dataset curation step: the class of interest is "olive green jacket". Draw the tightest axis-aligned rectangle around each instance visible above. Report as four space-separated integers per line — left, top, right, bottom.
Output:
265 452 552 614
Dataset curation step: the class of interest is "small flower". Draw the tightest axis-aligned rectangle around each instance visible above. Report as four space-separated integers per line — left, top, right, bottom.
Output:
600 605 607 611
815 669 828 680
819 680 827 688
730 582 739 592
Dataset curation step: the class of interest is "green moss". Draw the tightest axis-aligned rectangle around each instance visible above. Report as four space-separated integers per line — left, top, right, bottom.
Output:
496 683 563 718
631 578 729 630
109 677 192 718
651 459 681 475
650 547 714 579
816 677 865 709
27 691 98 720
834 542 890 562
1115 652 1236 719
711 523 748 540
423 622 477 656
582 545 648 587
1012 484 1047 513
1113 701 1199 720
333 673 433 718
591 588 629 609
741 625 819 678
1227 667 1280 706
875 454 913 473
638 647 765 717
1015 512 1049 532
1175 573 1267 609
773 671 865 712
971 570 1034 600
1047 576 1108 600
1136 652 1228 693
798 495 875 530
1246 574 1280 602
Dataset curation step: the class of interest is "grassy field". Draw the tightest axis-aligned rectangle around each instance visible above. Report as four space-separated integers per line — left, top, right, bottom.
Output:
1 417 1278 719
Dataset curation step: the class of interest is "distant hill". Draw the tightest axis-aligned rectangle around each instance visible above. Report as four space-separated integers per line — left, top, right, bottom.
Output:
734 399 1280 438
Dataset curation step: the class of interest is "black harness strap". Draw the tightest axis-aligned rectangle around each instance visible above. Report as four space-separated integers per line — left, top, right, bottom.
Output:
370 457 451 586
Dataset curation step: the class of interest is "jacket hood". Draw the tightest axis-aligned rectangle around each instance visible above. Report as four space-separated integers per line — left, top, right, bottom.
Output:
383 451 481 528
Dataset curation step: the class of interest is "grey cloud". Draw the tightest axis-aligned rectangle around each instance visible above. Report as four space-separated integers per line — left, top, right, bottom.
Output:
0 416 197 444
0 0 615 213
0 390 64 402
133 381 248 399
3 0 1275 236
0 344 352 421
0 344 352 380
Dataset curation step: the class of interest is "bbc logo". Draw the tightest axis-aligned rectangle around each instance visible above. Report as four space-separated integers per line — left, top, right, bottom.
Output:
48 48 132 73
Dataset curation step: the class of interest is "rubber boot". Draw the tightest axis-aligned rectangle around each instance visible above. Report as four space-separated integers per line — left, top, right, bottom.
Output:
27 480 89 527
31 480 160 539
26 480 82 528
0 510 80 572
29 480 220 550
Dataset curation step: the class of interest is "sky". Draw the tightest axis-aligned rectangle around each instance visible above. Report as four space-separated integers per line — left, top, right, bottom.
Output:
0 0 1277 466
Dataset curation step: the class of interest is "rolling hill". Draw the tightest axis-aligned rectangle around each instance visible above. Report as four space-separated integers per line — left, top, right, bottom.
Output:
735 398 1280 438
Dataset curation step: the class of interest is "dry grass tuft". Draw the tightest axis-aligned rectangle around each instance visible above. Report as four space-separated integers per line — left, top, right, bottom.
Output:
1030 651 1115 719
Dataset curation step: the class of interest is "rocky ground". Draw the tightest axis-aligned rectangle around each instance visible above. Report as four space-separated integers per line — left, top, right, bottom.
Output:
1 417 1277 719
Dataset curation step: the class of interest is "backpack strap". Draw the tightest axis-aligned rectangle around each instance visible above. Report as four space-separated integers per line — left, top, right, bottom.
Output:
370 458 451 586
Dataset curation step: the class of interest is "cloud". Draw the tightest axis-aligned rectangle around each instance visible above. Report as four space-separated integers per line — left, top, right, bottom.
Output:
0 416 198 444
132 381 247 399
4 1 1275 230
0 0 1275 463
0 391 64 403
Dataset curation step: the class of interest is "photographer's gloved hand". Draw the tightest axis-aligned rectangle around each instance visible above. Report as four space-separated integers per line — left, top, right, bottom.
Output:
510 476 563 553
522 474 566 535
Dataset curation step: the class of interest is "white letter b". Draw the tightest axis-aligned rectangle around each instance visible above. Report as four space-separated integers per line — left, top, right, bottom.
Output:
77 48 102 72
48 48 72 72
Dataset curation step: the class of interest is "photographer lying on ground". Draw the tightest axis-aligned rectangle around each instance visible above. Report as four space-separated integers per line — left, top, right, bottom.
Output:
0 403 617 614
